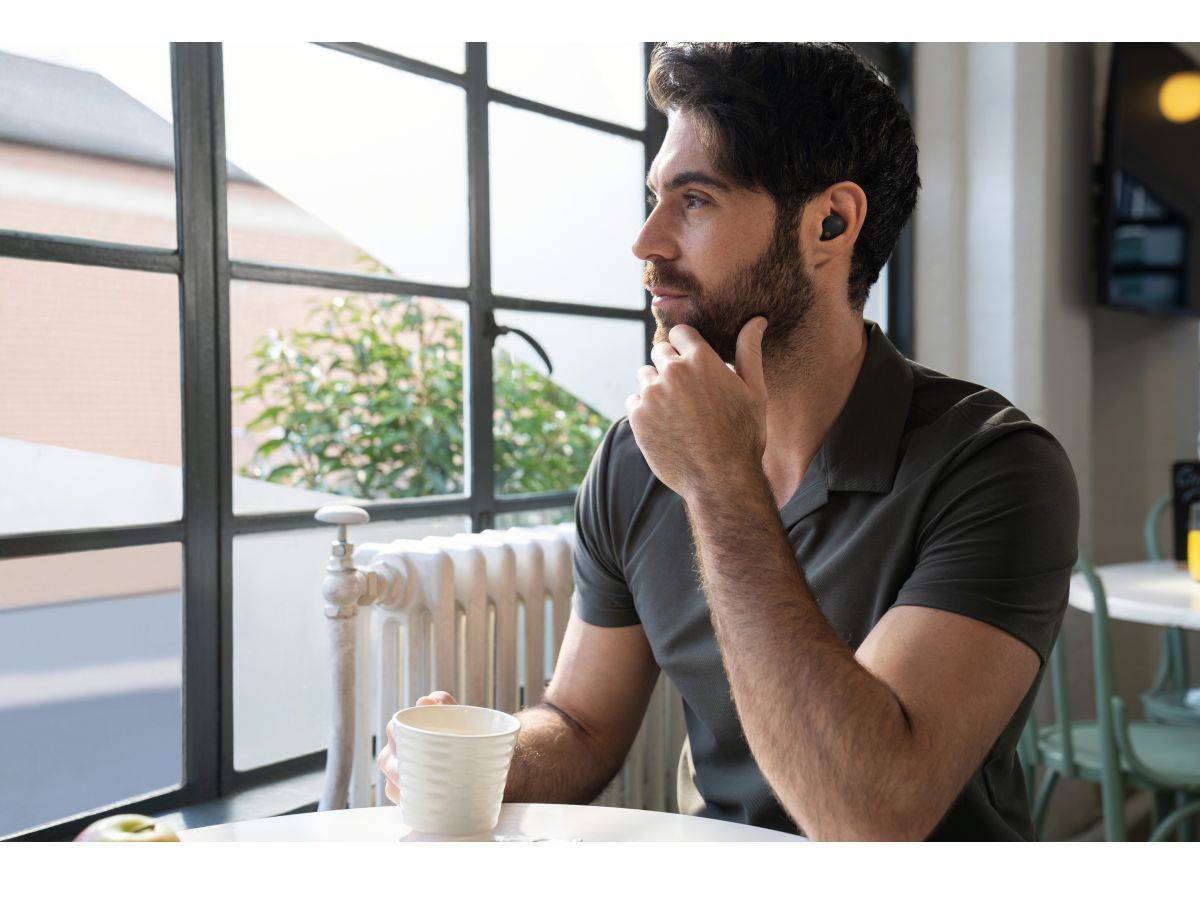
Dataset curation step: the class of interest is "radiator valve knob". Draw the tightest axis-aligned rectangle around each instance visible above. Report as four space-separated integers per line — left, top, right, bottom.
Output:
316 505 371 617
316 504 370 546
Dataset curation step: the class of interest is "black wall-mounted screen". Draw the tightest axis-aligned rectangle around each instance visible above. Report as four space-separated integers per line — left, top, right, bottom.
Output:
1100 43 1200 316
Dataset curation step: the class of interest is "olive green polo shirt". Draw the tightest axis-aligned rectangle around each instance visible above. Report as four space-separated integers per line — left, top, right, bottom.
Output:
571 320 1079 840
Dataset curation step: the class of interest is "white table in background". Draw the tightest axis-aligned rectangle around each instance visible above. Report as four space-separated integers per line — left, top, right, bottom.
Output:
1069 560 1200 630
179 802 804 842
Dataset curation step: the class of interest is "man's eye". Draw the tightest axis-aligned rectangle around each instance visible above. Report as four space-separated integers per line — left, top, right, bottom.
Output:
645 192 707 210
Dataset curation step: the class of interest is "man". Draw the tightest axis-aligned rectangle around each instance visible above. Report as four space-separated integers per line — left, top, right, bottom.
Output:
378 42 1078 840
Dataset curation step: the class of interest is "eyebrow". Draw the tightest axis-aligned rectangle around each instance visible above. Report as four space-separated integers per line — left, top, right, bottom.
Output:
645 169 732 195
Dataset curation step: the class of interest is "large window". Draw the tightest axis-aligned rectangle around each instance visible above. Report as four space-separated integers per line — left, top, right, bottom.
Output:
0 42 912 839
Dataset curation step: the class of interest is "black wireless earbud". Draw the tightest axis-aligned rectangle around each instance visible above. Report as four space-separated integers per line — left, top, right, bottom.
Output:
820 213 847 241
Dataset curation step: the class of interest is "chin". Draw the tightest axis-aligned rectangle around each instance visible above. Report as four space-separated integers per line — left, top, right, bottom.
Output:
652 310 695 341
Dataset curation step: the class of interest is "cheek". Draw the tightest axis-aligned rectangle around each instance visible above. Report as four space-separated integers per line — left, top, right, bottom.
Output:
680 230 734 289
695 219 768 276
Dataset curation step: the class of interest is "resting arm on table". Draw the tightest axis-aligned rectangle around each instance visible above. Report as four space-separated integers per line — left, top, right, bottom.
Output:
377 612 660 805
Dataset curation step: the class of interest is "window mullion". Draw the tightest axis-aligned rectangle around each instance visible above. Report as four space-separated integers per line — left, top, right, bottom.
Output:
466 43 496 532
171 41 224 805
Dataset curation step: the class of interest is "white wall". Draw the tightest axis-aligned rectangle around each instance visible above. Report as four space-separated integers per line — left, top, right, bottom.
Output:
913 42 1200 839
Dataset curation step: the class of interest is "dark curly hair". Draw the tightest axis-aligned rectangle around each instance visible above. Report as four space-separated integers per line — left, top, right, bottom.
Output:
647 42 920 309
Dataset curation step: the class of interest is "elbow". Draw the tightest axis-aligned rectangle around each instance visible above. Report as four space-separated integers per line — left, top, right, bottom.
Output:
805 814 933 842
790 794 940 842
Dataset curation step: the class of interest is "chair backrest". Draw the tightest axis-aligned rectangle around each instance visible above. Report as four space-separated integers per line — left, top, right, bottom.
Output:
1142 491 1184 693
1020 619 1080 776
1075 554 1120 753
1144 491 1173 561
1021 553 1120 780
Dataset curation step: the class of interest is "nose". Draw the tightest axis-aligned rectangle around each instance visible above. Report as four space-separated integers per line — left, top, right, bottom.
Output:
631 203 678 263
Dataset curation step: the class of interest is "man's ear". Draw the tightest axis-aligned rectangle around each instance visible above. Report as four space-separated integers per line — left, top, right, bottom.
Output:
804 181 868 266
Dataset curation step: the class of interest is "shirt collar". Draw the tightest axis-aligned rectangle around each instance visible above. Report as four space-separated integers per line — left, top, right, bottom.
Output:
816 320 913 494
778 321 913 527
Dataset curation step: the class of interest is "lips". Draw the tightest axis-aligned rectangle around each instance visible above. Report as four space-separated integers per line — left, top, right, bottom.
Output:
649 288 690 303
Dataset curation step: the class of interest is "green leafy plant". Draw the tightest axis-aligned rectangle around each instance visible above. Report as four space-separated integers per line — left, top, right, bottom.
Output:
234 291 610 499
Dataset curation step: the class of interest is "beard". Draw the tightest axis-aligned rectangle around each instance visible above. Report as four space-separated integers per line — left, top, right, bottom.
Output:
646 219 815 367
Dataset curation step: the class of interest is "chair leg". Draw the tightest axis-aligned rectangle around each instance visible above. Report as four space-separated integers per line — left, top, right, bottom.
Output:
1149 627 1190 696
1151 631 1174 693
1032 770 1059 838
1150 796 1200 842
1099 768 1127 841
1176 790 1196 841
1152 790 1175 830
1168 627 1190 690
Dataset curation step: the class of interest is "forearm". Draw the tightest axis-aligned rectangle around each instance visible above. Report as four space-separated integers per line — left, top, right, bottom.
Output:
686 474 928 840
502 700 622 805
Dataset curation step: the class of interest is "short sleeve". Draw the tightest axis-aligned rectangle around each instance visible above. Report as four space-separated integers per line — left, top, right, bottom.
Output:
893 427 1079 665
571 419 641 627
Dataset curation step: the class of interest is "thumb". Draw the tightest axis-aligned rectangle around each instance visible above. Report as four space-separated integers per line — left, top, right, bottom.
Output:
735 317 767 395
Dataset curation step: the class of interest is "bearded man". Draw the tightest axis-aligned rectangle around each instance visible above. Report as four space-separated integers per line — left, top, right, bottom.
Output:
380 42 1079 841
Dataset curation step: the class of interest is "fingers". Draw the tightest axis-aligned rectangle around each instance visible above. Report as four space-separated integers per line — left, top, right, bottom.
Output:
665 324 706 356
650 340 681 370
734 317 768 395
376 738 400 806
636 365 658 392
416 690 457 705
379 692 457 806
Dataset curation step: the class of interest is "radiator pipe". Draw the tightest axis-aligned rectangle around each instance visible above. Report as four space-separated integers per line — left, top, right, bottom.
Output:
315 505 373 812
319 607 358 811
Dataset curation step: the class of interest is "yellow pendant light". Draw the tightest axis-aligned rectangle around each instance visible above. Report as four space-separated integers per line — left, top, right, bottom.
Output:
1158 71 1200 124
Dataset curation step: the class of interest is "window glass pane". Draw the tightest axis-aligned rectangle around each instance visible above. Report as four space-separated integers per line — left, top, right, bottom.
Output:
494 506 573 529
863 262 889 335
367 42 464 73
0 260 181 536
0 543 182 838
223 43 468 285
488 43 645 129
233 516 470 770
0 44 176 247
494 310 642 495
490 103 645 308
231 281 467 515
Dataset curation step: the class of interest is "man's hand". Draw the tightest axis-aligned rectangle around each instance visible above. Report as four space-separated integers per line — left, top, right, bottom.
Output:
625 318 769 500
376 691 456 805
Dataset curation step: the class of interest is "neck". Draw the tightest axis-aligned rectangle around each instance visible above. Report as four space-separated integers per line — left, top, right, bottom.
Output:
760 306 868 506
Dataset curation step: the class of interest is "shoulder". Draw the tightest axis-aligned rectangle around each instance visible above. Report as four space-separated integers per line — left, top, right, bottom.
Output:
579 416 658 522
897 360 1079 538
594 416 655 483
900 360 1076 490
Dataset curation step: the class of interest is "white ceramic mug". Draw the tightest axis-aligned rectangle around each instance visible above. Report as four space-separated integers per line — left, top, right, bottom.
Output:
391 704 521 835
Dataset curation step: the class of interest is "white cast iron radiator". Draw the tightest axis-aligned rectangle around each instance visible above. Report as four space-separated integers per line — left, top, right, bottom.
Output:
314 505 688 813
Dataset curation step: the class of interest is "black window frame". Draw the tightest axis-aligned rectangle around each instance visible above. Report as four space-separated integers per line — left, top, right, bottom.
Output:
0 41 912 840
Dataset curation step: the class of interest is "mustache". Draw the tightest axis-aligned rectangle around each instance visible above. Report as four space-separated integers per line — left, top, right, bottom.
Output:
643 266 700 295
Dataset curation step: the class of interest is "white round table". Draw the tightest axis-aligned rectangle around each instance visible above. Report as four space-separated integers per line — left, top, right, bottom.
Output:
1069 560 1200 630
178 803 804 842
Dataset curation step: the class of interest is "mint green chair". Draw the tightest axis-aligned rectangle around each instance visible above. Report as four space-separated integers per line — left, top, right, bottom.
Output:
1141 492 1198 728
1020 553 1200 841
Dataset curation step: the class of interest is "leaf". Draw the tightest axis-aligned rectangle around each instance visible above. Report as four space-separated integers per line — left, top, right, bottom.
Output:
255 437 288 457
245 405 286 430
265 464 299 483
